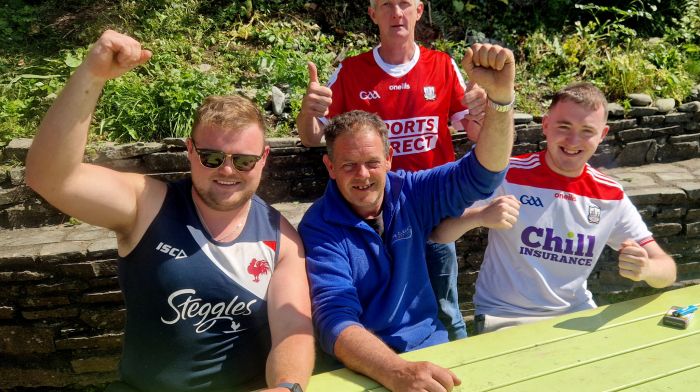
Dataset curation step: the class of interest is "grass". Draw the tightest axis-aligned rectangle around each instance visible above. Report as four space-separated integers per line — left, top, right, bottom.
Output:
0 0 699 145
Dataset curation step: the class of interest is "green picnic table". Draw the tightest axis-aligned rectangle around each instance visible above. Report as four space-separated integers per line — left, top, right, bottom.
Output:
307 284 700 391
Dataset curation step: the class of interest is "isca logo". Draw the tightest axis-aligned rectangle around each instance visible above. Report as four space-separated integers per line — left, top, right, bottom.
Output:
156 242 187 259
519 194 544 207
359 90 381 100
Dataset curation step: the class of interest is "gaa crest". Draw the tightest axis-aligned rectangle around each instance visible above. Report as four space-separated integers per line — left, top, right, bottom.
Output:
423 86 436 101
587 204 601 224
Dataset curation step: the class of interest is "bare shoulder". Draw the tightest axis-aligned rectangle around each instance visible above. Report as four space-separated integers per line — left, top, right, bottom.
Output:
116 175 168 255
277 214 305 263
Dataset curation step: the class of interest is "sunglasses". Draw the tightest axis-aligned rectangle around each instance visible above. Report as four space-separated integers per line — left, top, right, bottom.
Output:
190 139 265 172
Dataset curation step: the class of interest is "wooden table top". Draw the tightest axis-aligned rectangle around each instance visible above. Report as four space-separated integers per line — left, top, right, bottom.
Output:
307 284 700 391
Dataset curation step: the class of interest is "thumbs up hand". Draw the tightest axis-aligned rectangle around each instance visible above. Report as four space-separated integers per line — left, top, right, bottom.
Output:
300 62 333 118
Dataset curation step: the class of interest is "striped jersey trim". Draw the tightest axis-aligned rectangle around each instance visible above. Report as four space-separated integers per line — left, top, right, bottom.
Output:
506 151 625 200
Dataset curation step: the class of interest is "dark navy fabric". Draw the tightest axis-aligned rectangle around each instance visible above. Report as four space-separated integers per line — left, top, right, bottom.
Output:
113 179 281 392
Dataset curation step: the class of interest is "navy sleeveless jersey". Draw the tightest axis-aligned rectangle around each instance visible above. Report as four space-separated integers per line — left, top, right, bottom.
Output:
114 179 281 392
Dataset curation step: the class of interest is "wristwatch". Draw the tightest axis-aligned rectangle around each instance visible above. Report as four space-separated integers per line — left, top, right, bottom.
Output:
277 382 303 392
488 95 515 112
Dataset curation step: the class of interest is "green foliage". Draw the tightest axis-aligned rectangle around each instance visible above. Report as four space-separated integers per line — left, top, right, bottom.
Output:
0 48 82 143
516 0 697 115
0 0 42 43
96 66 230 141
0 0 699 142
665 0 700 81
427 0 577 44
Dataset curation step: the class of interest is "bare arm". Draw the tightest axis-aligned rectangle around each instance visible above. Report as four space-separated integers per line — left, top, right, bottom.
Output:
461 44 515 172
265 217 315 390
334 325 460 392
430 195 520 243
296 62 332 147
618 240 677 288
24 30 157 241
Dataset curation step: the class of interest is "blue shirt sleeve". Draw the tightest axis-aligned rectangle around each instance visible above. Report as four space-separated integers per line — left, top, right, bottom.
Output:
404 149 507 232
299 214 363 355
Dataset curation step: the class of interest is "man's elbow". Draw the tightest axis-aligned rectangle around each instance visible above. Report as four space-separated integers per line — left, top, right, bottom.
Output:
24 152 47 196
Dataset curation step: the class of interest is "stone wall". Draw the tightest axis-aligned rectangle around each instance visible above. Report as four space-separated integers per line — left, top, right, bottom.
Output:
2 101 700 390
0 226 121 389
2 100 700 229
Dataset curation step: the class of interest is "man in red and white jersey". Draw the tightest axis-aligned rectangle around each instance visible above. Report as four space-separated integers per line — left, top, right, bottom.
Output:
297 0 502 341
431 82 677 333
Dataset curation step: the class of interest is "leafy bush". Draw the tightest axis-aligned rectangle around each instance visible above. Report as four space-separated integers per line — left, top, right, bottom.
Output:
1 0 699 143
96 65 231 141
515 0 697 115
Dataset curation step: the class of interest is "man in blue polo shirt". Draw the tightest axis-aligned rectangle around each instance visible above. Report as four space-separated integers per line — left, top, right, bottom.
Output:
299 43 516 392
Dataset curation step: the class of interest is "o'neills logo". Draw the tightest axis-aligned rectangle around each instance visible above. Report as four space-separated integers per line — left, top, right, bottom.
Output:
554 192 576 201
389 82 410 91
519 226 596 266
161 289 257 334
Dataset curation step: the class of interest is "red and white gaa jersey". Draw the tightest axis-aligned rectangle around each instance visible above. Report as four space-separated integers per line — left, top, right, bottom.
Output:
320 44 469 172
473 151 654 317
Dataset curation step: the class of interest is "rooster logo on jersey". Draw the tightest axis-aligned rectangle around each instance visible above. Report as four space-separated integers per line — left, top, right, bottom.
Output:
247 258 271 282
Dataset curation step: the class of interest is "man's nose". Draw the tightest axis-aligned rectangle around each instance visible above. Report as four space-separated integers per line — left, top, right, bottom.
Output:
566 133 580 145
356 164 371 178
217 156 237 174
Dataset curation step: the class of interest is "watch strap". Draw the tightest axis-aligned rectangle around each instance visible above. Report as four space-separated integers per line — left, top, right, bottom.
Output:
277 382 303 392
488 95 515 112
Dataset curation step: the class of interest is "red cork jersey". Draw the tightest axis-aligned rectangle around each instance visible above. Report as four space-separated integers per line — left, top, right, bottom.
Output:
321 45 469 171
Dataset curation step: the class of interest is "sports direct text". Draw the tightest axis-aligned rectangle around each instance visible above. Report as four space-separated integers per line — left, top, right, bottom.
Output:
385 116 439 156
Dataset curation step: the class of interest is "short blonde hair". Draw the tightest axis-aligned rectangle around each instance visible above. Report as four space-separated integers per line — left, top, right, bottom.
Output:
191 95 266 140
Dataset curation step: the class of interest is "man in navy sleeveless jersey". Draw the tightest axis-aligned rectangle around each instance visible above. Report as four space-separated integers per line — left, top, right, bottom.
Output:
26 30 313 392
431 82 678 334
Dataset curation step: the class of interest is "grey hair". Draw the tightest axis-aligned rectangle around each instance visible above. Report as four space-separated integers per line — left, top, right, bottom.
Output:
369 0 421 8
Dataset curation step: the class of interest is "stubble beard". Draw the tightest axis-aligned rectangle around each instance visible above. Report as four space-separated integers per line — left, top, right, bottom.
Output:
192 180 255 212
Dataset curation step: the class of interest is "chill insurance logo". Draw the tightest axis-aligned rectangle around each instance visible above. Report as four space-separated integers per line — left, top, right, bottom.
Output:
519 226 597 266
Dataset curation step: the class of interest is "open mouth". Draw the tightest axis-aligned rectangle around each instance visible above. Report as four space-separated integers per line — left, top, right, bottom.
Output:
214 179 242 186
353 183 373 191
560 147 582 156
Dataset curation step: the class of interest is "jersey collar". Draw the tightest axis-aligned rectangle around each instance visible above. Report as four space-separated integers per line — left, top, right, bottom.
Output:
372 43 421 78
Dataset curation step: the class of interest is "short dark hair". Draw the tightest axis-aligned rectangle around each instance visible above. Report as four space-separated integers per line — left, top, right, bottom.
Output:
549 82 609 123
324 110 389 159
191 95 266 140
